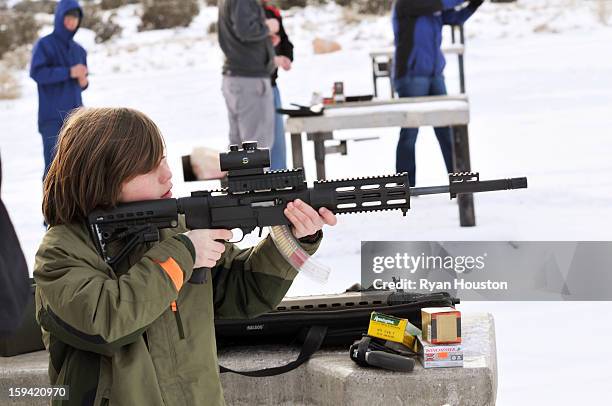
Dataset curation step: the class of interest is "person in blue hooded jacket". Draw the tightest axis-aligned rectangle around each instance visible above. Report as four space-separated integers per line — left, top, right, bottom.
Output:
30 0 88 180
392 0 483 186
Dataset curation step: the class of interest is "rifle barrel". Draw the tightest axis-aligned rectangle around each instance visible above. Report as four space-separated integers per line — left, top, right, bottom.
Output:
411 177 528 197
410 186 449 196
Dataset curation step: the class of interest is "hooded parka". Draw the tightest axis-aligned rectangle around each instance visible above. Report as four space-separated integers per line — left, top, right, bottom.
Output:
34 220 321 406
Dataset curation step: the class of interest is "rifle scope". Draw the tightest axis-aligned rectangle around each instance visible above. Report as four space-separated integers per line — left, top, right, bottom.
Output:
220 141 270 173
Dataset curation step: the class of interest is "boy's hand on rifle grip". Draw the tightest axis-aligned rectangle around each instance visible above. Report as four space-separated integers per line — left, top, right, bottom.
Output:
284 199 337 239
184 229 233 269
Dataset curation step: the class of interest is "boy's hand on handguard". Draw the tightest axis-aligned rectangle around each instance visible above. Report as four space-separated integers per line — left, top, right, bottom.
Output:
284 199 337 239
183 229 233 268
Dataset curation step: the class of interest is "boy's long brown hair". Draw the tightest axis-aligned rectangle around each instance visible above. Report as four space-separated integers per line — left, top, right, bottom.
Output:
43 107 165 226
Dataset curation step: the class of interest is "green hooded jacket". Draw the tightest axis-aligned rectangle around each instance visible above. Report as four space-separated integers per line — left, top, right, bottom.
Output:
34 220 321 405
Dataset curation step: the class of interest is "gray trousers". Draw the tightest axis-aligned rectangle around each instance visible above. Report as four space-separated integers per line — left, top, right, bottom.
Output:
221 75 275 149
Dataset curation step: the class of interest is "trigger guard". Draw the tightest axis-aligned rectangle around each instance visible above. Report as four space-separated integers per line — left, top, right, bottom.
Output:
228 228 246 243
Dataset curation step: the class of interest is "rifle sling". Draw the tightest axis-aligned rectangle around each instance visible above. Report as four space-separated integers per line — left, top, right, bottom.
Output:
219 325 327 377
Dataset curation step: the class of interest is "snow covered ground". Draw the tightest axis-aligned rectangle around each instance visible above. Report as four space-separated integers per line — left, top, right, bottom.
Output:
1 0 611 404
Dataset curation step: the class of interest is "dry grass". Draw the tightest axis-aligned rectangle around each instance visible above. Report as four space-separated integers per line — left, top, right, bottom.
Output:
1 46 31 70
0 65 21 99
341 8 362 25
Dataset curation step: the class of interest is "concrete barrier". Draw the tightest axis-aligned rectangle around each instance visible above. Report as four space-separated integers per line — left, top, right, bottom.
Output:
219 313 497 405
0 351 49 406
0 313 496 405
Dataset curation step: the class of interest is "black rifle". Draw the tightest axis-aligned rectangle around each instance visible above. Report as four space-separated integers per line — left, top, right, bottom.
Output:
88 141 527 282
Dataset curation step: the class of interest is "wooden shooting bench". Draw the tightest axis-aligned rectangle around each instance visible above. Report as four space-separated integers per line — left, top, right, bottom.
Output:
370 25 467 97
286 95 477 226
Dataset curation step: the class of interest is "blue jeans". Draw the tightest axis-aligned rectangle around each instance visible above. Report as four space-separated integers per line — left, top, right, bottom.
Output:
270 86 287 170
393 75 454 186
39 121 63 180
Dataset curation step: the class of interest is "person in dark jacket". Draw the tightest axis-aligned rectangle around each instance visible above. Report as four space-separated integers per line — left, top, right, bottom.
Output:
263 1 294 170
0 151 30 337
218 0 278 151
392 0 483 186
30 0 88 180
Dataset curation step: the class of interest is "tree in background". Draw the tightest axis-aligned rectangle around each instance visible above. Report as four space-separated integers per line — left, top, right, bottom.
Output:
0 9 39 58
139 0 200 31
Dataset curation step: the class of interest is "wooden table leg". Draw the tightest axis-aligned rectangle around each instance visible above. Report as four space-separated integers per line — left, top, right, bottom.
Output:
291 132 304 173
452 125 475 227
312 132 328 180
372 57 378 98
459 25 466 94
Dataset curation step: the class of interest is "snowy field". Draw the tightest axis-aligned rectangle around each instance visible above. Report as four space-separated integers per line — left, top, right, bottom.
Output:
1 0 612 404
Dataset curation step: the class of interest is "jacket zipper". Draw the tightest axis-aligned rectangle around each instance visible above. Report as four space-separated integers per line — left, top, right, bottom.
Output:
171 301 185 339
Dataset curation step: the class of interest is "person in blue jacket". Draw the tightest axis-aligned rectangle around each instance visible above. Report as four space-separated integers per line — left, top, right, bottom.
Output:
263 0 294 171
392 0 483 186
30 0 88 180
